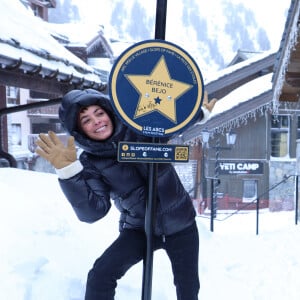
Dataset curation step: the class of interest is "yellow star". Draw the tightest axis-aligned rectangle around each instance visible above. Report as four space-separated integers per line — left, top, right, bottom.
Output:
125 55 193 123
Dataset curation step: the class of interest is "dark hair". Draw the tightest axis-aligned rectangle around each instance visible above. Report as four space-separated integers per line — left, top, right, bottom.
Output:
77 106 88 133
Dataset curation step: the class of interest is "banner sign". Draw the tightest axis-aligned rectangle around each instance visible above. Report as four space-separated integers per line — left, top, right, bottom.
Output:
118 142 189 163
218 161 264 175
109 39 204 137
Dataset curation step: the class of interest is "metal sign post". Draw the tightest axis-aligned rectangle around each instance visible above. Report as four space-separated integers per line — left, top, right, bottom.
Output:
109 1 204 298
143 2 167 299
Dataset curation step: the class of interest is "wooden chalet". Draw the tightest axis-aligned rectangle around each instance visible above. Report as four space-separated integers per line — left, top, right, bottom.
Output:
179 0 300 213
0 1 108 167
21 0 57 21
0 1 105 96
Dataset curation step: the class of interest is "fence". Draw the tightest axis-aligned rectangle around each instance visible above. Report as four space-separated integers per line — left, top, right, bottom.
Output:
198 174 299 235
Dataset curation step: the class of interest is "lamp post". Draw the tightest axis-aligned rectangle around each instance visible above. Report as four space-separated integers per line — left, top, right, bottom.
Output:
226 131 237 146
201 129 210 206
202 129 237 232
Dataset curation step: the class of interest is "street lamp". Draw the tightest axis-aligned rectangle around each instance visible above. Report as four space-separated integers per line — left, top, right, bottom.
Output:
201 128 210 207
201 128 210 144
202 129 237 232
226 131 237 146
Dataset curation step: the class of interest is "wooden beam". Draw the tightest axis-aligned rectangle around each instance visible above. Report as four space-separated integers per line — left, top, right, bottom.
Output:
0 70 69 96
279 92 299 102
285 72 300 87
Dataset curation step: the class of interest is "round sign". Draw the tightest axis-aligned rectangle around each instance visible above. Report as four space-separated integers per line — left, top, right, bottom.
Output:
109 39 204 137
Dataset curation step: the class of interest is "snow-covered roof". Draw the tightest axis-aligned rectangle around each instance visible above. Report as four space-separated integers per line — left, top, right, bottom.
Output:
272 0 300 105
204 51 275 84
181 0 300 140
210 73 272 118
179 51 275 143
45 22 135 77
46 22 104 47
184 0 300 138
0 0 105 93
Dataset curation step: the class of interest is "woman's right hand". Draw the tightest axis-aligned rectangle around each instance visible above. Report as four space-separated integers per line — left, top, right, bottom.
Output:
35 131 77 169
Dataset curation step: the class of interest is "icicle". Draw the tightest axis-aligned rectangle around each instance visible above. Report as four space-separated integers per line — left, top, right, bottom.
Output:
272 2 300 107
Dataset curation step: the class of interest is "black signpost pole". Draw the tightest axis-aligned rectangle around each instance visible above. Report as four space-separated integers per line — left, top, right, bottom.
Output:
142 160 157 300
154 0 167 40
109 2 203 299
142 1 167 300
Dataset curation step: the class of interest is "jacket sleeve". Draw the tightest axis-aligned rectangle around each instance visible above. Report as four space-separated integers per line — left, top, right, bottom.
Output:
195 106 210 125
58 166 111 224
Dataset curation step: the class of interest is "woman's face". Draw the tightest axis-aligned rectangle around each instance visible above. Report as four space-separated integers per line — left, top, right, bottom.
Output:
79 105 114 141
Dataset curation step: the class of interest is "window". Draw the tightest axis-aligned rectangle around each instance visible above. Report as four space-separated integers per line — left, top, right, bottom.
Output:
31 122 64 134
6 86 20 105
271 115 289 158
243 180 257 203
9 123 22 153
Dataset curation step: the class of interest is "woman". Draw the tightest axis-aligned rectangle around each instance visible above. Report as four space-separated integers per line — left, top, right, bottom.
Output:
36 88 216 300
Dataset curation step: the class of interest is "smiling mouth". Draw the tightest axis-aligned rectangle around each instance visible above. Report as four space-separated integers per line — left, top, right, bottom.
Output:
95 125 106 133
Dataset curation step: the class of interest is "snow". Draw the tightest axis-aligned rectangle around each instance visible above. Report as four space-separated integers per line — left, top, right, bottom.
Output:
0 0 101 83
210 73 273 118
204 51 275 83
1 167 300 300
72 0 290 74
0 0 290 87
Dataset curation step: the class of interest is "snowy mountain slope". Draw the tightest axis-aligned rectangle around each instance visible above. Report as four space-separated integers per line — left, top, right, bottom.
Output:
54 0 291 74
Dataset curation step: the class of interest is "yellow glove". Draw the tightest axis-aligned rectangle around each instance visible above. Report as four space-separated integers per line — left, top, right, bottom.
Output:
203 91 217 112
35 131 77 169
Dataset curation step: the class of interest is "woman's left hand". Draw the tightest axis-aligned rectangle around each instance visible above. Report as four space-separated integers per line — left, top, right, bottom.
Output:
203 91 217 112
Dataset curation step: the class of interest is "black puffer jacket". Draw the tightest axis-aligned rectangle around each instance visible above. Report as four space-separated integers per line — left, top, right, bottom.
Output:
58 89 197 236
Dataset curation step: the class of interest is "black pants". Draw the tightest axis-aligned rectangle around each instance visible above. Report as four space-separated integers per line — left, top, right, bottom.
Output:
85 222 200 300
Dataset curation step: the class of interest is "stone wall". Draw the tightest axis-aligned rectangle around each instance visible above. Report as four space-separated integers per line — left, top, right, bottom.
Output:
269 159 296 211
